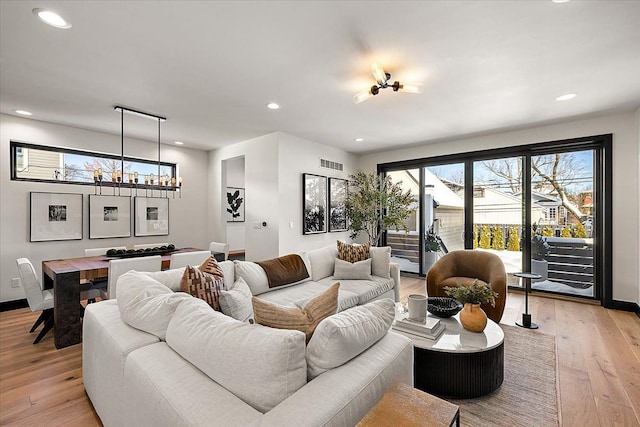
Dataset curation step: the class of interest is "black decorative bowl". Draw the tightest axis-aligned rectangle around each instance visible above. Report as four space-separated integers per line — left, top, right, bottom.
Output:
427 297 463 318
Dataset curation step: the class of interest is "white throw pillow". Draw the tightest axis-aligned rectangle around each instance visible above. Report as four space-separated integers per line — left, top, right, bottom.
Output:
306 245 338 281
166 297 307 413
219 277 255 323
117 270 193 340
234 260 269 295
333 258 372 280
306 298 396 379
369 246 391 279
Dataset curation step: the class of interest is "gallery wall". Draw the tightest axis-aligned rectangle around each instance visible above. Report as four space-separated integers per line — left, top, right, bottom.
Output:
0 114 210 303
357 111 640 305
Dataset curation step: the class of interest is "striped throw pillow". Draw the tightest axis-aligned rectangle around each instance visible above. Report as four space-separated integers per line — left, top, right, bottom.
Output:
180 265 224 311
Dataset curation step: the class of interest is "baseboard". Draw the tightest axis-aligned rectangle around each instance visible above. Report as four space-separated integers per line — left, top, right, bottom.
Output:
608 299 640 316
0 298 29 312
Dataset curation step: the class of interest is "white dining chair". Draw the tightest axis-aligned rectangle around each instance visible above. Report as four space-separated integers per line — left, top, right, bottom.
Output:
103 255 162 300
169 251 212 269
84 246 126 257
133 243 169 249
16 258 100 344
209 242 230 261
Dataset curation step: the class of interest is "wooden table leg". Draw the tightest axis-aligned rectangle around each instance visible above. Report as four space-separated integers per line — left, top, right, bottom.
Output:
51 270 82 349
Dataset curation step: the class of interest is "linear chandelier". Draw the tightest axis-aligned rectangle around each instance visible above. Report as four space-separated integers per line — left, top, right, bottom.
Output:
92 106 182 198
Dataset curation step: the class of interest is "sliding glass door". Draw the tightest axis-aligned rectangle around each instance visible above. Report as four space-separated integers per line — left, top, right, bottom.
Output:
380 135 609 303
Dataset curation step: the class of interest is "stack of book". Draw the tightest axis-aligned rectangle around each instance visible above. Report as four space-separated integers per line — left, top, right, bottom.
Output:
392 316 445 340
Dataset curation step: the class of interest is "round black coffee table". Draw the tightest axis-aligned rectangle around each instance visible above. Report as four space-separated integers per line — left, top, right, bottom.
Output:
394 313 504 398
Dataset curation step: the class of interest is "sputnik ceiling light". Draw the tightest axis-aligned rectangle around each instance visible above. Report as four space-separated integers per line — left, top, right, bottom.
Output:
353 62 422 104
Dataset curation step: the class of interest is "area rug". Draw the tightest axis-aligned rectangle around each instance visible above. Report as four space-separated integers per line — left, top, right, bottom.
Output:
447 325 559 427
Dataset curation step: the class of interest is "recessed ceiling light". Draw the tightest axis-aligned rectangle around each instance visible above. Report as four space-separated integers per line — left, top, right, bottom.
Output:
556 93 577 101
32 8 72 29
354 137 364 142
14 109 33 116
266 102 280 110
552 0 570 3
174 141 184 145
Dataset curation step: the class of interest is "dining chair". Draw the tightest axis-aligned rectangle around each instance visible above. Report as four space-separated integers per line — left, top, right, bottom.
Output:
16 258 99 344
102 255 162 300
169 250 212 269
209 242 230 261
133 243 169 249
84 246 127 257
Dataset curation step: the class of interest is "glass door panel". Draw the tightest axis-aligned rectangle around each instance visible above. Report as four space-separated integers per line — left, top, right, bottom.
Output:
530 150 595 297
387 169 420 273
472 157 523 288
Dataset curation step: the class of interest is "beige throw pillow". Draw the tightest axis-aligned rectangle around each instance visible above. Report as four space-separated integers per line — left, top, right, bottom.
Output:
252 282 340 342
337 240 371 263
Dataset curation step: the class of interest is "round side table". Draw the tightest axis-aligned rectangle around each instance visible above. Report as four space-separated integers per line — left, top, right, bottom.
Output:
514 272 541 329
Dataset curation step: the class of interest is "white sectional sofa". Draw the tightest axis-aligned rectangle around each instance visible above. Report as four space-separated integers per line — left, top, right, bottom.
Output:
83 245 412 427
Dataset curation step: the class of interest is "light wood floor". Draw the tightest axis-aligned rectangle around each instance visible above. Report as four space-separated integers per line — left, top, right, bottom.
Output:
1 277 638 426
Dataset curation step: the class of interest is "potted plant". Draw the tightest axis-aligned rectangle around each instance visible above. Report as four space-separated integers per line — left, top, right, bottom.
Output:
444 280 498 332
345 171 416 246
424 225 440 272
531 233 550 282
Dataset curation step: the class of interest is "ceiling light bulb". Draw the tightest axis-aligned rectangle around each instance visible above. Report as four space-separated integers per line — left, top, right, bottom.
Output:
174 141 184 145
14 109 33 116
32 8 71 29
370 62 388 85
552 0 570 3
266 102 280 110
354 137 364 142
556 93 577 101
397 82 423 94
353 89 374 104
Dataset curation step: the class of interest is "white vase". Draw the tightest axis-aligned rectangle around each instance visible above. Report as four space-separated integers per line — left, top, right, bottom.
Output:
424 251 437 273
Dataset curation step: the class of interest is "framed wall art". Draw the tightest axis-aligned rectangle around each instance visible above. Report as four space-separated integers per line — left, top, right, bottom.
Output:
134 197 169 237
89 194 131 239
226 187 245 222
302 173 327 234
328 177 348 232
30 192 83 242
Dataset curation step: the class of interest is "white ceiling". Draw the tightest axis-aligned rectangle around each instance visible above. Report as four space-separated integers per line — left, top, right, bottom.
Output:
1 1 640 154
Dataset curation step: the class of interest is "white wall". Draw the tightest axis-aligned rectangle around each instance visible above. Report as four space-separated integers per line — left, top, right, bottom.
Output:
357 111 640 305
224 155 245 252
636 107 640 307
208 132 356 261
0 114 210 303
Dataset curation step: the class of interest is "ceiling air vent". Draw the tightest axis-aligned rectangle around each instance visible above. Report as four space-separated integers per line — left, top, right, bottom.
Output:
320 158 343 171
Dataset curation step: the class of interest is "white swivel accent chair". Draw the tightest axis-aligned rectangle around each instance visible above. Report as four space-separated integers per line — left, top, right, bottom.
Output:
84 246 126 257
102 255 162 300
169 251 212 269
17 258 101 344
133 243 169 249
209 242 230 261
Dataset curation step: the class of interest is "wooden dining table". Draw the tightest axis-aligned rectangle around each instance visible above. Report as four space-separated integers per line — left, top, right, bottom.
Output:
42 247 207 349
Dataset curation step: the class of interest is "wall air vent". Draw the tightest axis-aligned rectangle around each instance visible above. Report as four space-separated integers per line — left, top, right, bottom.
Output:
320 158 343 171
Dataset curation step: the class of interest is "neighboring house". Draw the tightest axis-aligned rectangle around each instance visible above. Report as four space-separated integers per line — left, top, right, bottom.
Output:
15 146 63 181
472 187 544 226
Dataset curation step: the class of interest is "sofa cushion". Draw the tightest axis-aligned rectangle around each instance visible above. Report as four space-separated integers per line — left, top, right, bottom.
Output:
166 297 307 413
333 258 372 280
234 260 270 295
256 254 310 288
255 280 360 313
219 277 255 323
306 298 396 379
369 246 391 279
140 267 186 292
306 245 338 281
117 271 193 340
317 276 395 305
337 240 371 263
180 265 224 311
252 282 339 342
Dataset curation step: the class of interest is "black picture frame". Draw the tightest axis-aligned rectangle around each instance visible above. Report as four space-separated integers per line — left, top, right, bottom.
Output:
226 187 245 222
30 192 83 242
89 194 131 239
328 177 348 232
303 173 327 234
